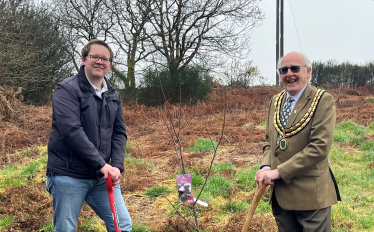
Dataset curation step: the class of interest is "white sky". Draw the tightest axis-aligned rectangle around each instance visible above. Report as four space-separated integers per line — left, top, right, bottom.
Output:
249 0 374 85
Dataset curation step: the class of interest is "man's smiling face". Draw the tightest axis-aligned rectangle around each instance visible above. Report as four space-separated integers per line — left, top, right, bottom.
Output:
279 52 311 96
82 44 112 80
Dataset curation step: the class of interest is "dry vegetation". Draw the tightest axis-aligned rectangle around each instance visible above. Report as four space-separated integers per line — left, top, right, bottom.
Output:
1 85 374 231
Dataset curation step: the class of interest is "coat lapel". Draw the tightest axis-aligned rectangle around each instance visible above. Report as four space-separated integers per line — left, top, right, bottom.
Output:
274 94 286 149
286 85 313 127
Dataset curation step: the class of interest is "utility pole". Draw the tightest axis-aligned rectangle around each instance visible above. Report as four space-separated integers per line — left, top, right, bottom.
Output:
276 0 284 86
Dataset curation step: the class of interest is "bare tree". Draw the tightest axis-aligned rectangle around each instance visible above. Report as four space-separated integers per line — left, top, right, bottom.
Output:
47 0 264 91
104 0 155 89
52 0 115 72
147 0 264 71
52 0 155 89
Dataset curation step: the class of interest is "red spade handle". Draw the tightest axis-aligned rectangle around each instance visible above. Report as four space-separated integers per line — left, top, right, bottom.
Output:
106 174 121 232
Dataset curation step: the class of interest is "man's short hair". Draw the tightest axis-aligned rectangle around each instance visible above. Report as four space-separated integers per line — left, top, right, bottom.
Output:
81 39 113 62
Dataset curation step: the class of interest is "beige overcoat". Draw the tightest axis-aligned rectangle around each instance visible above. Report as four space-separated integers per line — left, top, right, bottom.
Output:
261 84 341 211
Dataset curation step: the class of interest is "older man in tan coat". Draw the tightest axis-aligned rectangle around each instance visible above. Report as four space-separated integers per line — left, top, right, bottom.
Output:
255 52 341 232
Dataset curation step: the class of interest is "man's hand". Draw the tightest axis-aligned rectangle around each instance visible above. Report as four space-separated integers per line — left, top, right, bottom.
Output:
255 169 281 190
109 167 121 185
100 164 121 185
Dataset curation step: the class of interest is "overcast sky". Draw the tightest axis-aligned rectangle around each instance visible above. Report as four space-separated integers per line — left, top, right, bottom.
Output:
248 0 374 85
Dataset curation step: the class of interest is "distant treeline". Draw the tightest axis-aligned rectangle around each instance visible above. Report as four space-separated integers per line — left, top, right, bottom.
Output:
311 60 374 88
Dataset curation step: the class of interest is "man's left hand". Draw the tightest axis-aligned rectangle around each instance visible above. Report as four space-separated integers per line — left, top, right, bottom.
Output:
109 167 121 185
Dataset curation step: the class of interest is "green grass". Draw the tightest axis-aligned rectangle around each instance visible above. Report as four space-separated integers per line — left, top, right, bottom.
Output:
362 151 374 162
77 216 106 232
333 120 367 146
259 121 267 127
330 144 374 231
0 216 13 231
188 138 218 152
125 156 154 171
39 220 54 232
220 200 247 214
199 175 233 199
191 173 205 187
359 141 374 151
0 156 47 188
366 97 374 103
235 165 259 191
125 156 153 168
132 222 154 232
211 161 235 173
367 122 374 132
144 185 172 200
254 198 272 214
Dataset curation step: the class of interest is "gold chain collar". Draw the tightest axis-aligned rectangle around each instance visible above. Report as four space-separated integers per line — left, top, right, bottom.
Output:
274 89 325 138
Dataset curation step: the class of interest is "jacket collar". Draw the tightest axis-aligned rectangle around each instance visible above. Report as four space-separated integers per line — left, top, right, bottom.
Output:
78 65 115 94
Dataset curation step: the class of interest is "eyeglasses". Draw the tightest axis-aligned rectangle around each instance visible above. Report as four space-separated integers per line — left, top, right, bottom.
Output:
89 55 111 64
278 65 307 75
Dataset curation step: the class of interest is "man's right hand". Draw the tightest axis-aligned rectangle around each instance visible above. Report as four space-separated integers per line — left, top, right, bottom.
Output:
100 164 112 179
255 168 278 190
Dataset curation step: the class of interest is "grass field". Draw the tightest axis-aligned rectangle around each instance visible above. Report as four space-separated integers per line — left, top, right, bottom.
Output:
1 119 374 231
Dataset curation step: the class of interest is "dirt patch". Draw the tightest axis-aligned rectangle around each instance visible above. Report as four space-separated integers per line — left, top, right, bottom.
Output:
0 182 53 231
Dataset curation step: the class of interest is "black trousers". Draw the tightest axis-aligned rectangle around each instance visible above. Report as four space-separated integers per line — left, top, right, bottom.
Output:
271 193 332 232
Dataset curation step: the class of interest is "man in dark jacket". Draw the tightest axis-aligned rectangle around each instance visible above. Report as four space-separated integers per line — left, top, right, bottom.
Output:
46 39 132 232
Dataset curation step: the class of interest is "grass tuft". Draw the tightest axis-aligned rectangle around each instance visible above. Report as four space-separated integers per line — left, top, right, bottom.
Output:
0 216 13 231
235 165 259 191
221 201 247 214
188 138 218 152
212 161 235 174
144 185 172 200
132 222 154 232
200 175 233 199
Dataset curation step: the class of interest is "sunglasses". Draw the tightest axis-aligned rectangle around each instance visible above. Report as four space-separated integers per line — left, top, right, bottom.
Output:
278 65 307 75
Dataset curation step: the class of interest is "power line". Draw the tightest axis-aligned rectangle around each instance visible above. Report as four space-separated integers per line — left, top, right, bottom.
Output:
288 0 303 53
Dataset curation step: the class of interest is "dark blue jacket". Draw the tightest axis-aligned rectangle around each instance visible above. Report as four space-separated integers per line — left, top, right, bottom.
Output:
47 66 127 179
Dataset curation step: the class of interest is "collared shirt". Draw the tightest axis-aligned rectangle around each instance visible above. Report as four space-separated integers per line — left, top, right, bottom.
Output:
85 76 108 99
284 84 308 112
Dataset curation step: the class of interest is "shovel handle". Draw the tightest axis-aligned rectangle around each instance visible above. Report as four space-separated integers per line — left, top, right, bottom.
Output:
241 185 267 232
106 174 121 232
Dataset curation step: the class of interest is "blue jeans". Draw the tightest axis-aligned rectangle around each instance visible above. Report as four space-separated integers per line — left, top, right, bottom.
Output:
46 175 132 232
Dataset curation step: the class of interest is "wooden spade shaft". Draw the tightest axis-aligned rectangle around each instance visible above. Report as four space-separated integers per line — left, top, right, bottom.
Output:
241 185 267 232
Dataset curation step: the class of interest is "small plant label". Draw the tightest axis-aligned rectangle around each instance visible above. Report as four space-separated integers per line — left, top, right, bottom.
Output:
176 174 194 204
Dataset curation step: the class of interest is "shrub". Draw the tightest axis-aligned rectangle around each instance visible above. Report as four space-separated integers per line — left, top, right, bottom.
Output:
136 64 213 106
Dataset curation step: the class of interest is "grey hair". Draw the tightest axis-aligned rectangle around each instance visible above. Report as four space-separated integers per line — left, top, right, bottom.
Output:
277 52 312 83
